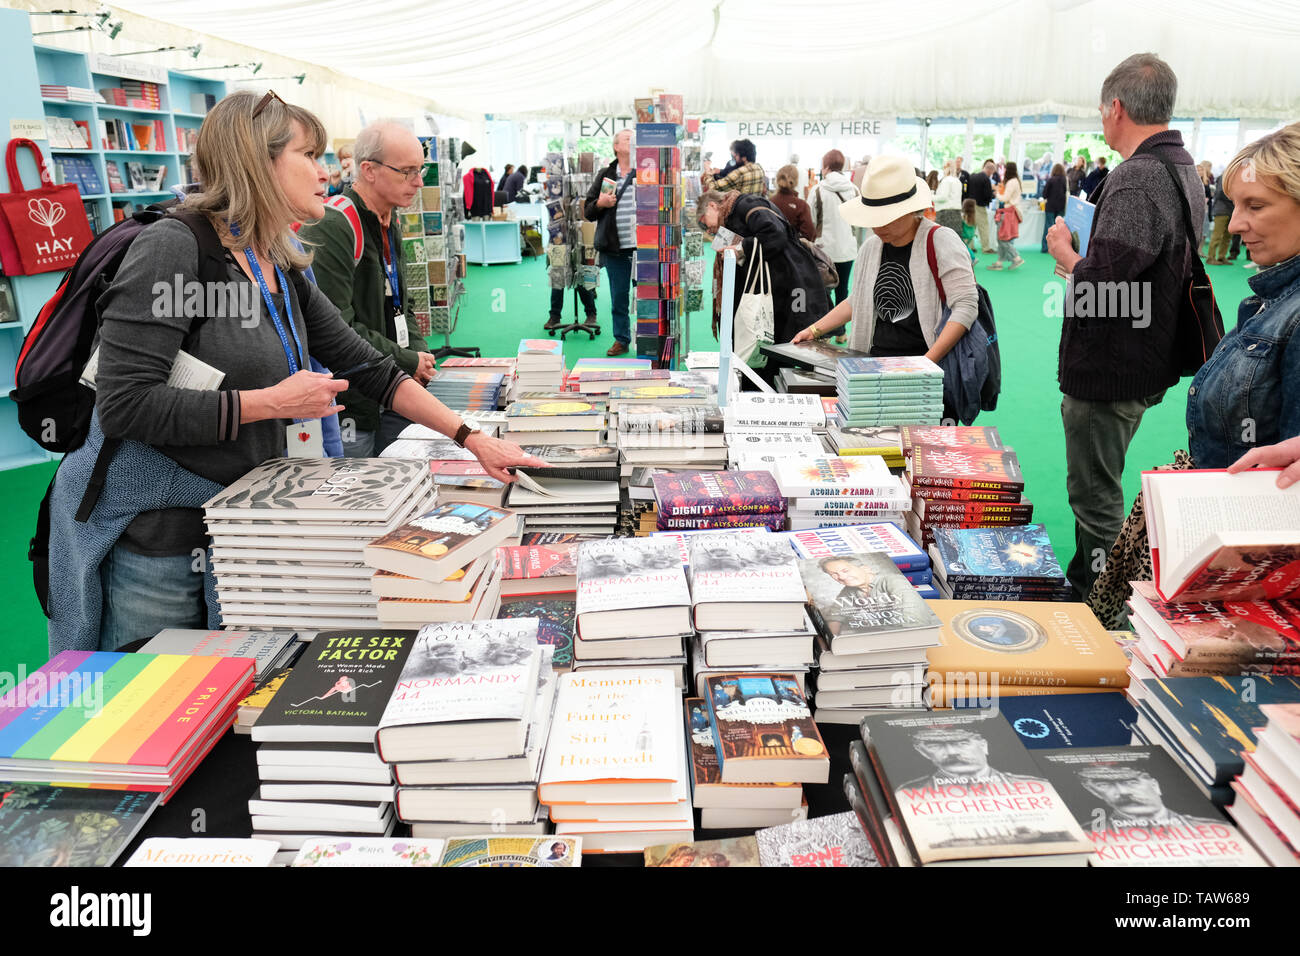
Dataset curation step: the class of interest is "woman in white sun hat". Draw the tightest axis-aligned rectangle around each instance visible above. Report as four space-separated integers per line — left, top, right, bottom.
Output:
792 155 978 419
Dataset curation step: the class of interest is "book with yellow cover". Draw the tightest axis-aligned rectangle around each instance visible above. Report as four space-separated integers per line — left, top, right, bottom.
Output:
926 601 1130 702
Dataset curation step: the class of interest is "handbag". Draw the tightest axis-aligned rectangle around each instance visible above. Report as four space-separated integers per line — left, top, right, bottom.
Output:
0 138 93 275
732 242 774 368
995 204 1021 241
746 204 838 289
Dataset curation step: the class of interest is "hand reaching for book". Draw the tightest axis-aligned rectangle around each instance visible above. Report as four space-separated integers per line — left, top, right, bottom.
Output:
243 370 346 423
1228 436 1300 489
466 433 547 483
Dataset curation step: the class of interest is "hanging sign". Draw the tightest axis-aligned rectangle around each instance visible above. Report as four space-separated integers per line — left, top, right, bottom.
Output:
90 53 169 86
576 116 635 138
726 117 897 140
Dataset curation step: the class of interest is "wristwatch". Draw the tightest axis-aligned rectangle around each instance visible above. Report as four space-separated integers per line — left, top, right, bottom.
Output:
452 419 481 448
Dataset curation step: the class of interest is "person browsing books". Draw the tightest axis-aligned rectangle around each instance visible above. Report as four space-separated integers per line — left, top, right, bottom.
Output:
1186 122 1300 471
47 90 543 654
1045 53 1206 599
583 129 636 356
297 120 439 456
791 155 977 421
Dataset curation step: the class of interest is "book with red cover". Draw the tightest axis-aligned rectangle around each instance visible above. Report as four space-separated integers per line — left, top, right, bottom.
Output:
907 482 1024 503
498 541 581 595
900 425 1005 457
652 470 785 518
908 446 1025 492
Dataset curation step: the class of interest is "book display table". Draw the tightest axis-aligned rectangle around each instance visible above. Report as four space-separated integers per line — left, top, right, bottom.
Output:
463 220 523 265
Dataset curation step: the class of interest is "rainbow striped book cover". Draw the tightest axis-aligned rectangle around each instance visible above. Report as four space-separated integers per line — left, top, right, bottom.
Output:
0 651 254 799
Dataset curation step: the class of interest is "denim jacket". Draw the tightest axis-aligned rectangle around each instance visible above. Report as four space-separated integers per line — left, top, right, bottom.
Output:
1187 252 1300 468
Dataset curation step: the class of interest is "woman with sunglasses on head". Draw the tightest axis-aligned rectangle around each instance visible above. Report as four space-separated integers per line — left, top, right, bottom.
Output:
47 90 543 654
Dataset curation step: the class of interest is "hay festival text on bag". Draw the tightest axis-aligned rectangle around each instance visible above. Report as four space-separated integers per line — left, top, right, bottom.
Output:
0 138 93 275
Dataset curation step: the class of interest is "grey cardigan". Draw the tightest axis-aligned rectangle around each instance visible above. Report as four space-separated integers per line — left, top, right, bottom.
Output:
847 218 978 354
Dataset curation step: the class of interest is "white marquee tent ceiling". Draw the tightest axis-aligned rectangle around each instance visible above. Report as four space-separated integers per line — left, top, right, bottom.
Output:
110 0 1300 120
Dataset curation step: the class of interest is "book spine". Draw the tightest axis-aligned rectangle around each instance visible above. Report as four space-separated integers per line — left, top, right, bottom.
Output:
908 486 1023 502
909 475 1025 492
930 660 1127 687
793 498 907 512
940 573 1068 587
919 504 1034 518
656 514 786 531
793 485 906 498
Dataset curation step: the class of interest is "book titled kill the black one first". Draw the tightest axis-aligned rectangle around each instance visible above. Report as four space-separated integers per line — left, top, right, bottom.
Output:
252 629 417 744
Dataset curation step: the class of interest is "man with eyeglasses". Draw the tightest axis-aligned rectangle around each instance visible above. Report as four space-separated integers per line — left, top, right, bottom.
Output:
299 119 437 456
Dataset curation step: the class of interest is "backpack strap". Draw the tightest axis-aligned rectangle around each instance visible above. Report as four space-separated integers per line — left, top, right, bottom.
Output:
925 225 947 305
322 195 365 265
165 206 231 287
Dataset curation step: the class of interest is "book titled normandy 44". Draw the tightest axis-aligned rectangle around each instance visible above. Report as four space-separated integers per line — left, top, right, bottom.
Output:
652 470 785 518
375 619 543 763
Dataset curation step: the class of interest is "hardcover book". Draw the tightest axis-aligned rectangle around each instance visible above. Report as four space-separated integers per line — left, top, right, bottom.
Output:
375 619 543 762
928 524 1066 586
0 785 160 867
861 709 1094 865
898 427 1005 456
608 383 710 404
687 532 806 630
829 426 904 457
1033 746 1263 866
497 540 581 595
574 538 692 640
291 837 445 867
773 456 906 499
837 355 943 380
125 838 279 867
644 835 759 866
140 628 296 680
539 669 683 804
252 630 417 744
723 393 825 429
364 500 516 582
997 692 1137 749
438 835 580 866
652 470 785 518
618 405 723 434
797 551 942 654
925 601 1130 701
704 674 829 783
497 598 574 668
909 446 1025 492
754 810 879 867
685 697 803 808
204 458 428 522
759 339 871 373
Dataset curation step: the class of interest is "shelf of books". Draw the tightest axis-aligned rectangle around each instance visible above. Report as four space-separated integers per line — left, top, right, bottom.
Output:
402 136 466 344
34 43 226 234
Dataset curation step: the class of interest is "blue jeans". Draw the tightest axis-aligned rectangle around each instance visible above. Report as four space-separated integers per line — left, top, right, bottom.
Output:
602 251 633 345
99 544 207 651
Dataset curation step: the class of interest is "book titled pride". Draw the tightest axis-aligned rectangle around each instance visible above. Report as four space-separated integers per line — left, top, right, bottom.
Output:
1143 468 1300 603
0 651 254 799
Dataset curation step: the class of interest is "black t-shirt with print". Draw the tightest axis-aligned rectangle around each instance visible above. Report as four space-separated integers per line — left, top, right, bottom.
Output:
871 240 927 357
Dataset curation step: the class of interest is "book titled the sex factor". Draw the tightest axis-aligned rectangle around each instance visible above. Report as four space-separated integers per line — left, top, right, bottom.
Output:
252 630 417 744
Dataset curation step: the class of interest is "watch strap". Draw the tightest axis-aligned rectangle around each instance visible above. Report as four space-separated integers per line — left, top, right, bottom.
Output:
453 422 476 448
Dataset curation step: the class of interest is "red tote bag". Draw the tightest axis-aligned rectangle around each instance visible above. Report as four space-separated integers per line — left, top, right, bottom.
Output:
0 138 93 275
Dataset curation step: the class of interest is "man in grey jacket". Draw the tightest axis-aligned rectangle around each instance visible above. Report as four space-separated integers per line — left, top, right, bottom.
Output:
1047 53 1205 599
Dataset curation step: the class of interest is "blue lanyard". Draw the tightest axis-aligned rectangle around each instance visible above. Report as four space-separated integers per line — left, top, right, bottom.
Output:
383 220 402 312
234 231 306 376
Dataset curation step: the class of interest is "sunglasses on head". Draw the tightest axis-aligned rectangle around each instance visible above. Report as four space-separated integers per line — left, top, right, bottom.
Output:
252 89 285 118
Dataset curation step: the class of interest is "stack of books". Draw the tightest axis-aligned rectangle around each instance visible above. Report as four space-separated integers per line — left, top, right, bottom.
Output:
793 549 941 721
503 396 605 446
540 669 693 854
618 404 727 474
651 470 786 534
777 521 939 601
1126 580 1300 679
573 538 692 681
852 709 1097 866
363 500 516 626
516 338 565 392
250 629 415 864
701 674 829 814
928 524 1073 602
576 367 670 396
685 696 807 829
633 109 684 363
826 425 905 469
139 628 299 683
723 393 828 473
835 355 944 427
926 600 1130 708
1 785 163 867
1127 673 1300 808
0 650 254 802
900 427 1031 550
205 458 434 630
425 369 504 411
776 365 837 397
565 356 651 392
440 356 516 401
1232 703 1300 866
40 84 99 102
771 455 910 532
685 531 816 690
503 471 619 537
383 421 508 505
373 620 555 839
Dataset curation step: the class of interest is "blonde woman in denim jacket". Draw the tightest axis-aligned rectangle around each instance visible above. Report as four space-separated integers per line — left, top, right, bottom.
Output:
1187 123 1300 469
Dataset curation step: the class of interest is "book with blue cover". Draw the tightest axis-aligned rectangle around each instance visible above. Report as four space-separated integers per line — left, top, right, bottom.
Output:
997 692 1136 749
1140 675 1300 785
929 524 1065 585
778 522 928 572
1064 195 1096 256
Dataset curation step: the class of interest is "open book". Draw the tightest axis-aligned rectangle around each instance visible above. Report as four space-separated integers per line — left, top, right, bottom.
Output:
1143 468 1300 603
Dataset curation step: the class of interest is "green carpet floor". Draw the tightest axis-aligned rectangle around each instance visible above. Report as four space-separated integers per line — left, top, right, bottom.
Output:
0 248 1258 671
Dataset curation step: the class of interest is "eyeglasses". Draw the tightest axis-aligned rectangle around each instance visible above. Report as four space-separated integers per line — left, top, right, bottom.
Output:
371 160 429 182
252 89 284 118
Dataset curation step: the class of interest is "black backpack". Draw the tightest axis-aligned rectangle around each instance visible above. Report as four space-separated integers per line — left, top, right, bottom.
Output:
11 202 246 614
925 227 1001 412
